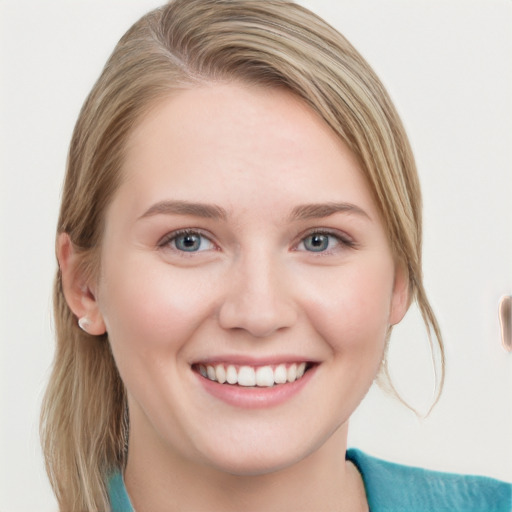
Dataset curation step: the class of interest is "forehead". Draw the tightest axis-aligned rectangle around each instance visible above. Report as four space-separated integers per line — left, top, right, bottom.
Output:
125 82 348 167
114 82 378 222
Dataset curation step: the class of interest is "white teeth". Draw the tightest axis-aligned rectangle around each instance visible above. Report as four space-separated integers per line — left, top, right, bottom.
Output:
287 363 297 383
256 366 274 387
206 365 217 381
238 366 256 387
199 362 310 387
226 365 238 385
274 364 287 384
215 364 226 384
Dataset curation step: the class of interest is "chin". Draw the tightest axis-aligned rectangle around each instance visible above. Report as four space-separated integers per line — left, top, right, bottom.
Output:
189 420 338 479
202 447 308 478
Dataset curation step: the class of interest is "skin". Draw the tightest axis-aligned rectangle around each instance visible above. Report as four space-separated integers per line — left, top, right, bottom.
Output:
59 82 409 511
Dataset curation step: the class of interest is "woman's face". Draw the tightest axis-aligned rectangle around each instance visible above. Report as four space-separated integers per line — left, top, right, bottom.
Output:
95 83 408 475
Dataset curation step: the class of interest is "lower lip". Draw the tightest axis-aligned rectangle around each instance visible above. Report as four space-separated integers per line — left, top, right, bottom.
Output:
195 366 317 409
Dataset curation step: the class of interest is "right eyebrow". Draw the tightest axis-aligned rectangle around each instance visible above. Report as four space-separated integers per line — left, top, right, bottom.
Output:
138 200 228 221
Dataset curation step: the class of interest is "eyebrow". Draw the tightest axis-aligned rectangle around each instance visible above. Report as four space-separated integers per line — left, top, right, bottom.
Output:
139 200 228 220
138 200 370 222
289 202 371 221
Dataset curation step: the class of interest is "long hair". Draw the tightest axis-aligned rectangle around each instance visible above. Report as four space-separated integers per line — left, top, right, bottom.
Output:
40 1 444 509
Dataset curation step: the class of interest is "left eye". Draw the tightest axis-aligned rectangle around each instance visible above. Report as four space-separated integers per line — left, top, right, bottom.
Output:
165 231 215 252
298 233 341 252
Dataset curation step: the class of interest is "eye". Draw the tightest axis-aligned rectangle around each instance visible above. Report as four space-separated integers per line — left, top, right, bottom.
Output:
160 230 215 253
302 233 331 252
296 231 354 253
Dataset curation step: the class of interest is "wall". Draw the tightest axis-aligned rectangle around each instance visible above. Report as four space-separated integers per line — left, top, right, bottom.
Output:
0 1 510 510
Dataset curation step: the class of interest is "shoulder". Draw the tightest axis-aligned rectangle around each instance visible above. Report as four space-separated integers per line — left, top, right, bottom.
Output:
346 448 512 512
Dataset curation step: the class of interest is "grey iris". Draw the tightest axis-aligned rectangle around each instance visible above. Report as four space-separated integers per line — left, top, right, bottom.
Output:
176 233 201 251
304 234 329 252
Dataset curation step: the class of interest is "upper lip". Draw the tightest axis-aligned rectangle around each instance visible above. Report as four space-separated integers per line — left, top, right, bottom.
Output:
191 355 319 367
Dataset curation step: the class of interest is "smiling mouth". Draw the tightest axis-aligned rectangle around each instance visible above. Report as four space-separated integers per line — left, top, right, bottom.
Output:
193 362 314 388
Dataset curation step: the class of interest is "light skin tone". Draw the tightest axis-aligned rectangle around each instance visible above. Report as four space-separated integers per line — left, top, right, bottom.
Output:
59 82 409 511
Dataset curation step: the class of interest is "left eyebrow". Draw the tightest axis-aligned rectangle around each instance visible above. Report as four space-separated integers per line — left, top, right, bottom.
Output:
289 202 371 222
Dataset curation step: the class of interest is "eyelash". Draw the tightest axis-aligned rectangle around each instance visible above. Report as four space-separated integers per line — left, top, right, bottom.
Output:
157 229 217 254
158 228 357 257
157 228 356 256
294 229 357 254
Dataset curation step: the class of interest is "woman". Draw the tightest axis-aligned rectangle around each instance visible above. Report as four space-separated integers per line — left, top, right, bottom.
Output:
40 1 511 511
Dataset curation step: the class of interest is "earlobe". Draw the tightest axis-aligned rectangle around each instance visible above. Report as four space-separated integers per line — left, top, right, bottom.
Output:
389 263 410 326
57 233 106 336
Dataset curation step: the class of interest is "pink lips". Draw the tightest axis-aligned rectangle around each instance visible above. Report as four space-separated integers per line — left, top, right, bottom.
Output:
194 361 317 409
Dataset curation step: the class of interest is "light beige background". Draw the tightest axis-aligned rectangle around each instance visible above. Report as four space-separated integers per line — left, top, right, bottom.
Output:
1 1 511 510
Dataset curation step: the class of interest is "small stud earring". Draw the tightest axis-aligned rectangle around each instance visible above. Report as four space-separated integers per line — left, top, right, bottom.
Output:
78 317 92 332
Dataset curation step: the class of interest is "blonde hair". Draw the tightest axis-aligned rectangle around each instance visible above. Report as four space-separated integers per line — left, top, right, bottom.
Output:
40 0 444 509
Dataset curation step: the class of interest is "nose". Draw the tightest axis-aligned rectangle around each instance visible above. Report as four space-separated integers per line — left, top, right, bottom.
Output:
218 251 298 338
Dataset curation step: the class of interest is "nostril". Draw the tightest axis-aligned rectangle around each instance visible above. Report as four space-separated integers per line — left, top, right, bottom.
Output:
218 307 292 338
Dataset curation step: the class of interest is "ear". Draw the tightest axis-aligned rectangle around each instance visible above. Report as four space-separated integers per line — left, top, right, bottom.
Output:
57 233 106 335
389 262 410 326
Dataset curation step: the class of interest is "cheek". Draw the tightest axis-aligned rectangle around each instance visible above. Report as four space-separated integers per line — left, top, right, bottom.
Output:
300 260 395 354
97 255 216 362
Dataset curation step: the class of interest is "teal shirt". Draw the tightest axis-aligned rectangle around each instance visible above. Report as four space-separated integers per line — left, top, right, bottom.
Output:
108 471 133 512
347 449 511 512
108 449 512 512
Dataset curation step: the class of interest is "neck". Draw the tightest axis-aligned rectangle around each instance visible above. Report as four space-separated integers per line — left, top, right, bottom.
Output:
124 423 367 512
